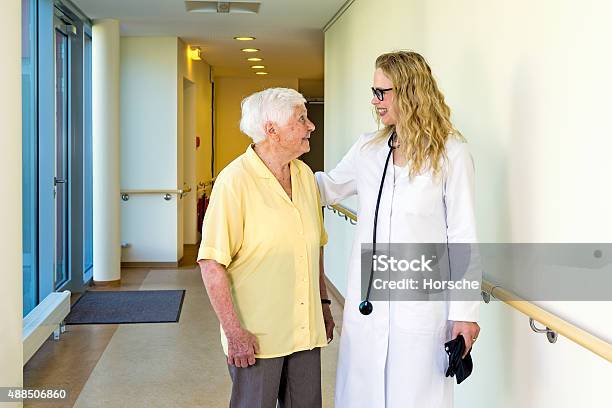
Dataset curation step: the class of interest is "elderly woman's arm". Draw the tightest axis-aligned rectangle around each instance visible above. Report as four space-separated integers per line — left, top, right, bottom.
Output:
319 247 335 342
199 259 259 368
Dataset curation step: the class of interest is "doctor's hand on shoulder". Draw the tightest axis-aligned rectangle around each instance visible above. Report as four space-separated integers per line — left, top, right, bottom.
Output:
226 326 260 368
452 321 480 358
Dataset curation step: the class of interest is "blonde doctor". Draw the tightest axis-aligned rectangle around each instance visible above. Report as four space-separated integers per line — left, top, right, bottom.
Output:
316 51 481 407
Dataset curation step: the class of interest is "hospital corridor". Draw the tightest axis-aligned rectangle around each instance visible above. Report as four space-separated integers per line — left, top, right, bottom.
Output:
1 0 611 407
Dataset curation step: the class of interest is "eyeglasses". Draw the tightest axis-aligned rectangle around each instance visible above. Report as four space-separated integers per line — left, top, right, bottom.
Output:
371 87 393 101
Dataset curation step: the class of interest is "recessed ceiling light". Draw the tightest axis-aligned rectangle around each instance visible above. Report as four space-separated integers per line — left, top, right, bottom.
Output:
247 57 263 62
255 72 268 75
241 48 260 53
234 36 255 41
251 65 265 69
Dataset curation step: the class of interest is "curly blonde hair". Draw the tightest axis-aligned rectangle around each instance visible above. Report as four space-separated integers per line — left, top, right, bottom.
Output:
371 51 463 178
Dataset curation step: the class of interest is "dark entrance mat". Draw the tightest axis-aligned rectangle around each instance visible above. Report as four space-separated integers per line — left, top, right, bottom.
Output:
65 290 186 325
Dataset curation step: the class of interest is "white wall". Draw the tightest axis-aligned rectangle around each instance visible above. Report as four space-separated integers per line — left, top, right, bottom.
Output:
324 0 612 406
0 0 23 402
120 37 213 262
120 37 179 262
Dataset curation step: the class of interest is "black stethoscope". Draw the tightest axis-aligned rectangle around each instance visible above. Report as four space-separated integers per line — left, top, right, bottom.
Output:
359 132 397 315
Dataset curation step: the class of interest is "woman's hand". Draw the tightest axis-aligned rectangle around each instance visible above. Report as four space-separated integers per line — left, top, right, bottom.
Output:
322 304 335 343
226 327 260 368
451 321 480 358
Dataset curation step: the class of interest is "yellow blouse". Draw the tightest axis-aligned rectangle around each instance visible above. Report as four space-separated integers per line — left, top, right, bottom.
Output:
198 145 328 358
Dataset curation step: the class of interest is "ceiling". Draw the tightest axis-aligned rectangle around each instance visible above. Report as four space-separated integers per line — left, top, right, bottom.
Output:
71 0 347 79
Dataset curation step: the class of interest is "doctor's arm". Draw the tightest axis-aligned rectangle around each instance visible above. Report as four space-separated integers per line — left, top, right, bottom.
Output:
315 136 362 205
444 143 481 355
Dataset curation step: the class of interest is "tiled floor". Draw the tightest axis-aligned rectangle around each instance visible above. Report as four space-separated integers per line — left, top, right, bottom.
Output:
24 247 341 407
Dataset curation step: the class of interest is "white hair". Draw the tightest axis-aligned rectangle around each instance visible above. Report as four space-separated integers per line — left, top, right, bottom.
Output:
239 88 306 143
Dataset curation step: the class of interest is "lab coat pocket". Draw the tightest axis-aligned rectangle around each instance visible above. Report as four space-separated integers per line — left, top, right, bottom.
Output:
395 175 440 217
393 300 446 334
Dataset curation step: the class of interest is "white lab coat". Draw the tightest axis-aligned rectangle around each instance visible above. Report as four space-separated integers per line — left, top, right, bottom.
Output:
316 131 480 408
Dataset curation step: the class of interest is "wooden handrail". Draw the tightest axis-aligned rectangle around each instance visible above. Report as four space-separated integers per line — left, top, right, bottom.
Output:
121 189 186 195
328 203 612 363
482 281 612 362
328 204 357 222
197 178 216 196
120 185 192 201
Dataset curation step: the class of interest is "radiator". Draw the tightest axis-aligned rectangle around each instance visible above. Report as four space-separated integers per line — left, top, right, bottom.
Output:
22 290 71 364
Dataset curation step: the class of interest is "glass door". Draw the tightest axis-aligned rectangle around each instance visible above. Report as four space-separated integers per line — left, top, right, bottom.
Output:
83 29 93 282
53 15 72 290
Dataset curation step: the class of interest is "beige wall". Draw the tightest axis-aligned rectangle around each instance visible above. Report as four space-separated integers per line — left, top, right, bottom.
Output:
178 39 213 247
177 39 213 188
213 77 299 173
0 0 23 399
298 79 324 99
324 0 612 406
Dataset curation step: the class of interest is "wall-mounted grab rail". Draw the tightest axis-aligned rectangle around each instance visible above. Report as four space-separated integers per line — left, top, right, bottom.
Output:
326 204 357 224
482 281 611 362
197 178 216 197
120 186 191 202
326 203 612 363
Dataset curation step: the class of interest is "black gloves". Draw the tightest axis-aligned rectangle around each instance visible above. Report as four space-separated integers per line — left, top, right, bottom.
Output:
444 334 473 384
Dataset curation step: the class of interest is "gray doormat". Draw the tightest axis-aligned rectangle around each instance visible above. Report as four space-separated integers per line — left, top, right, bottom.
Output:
65 290 186 325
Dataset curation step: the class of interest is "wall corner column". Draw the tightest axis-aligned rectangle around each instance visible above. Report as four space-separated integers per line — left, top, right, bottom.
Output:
92 19 121 284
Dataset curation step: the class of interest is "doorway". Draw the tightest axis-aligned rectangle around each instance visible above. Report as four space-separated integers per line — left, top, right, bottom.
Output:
301 100 324 172
182 79 198 247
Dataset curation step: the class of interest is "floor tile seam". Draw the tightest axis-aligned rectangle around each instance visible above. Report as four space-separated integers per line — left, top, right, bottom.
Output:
73 268 153 405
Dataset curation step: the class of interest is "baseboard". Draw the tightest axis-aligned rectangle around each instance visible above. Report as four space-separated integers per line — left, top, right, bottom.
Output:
92 279 121 287
121 261 180 268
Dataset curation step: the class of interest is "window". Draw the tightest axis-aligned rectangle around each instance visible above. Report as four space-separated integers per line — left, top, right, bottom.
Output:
22 0 38 316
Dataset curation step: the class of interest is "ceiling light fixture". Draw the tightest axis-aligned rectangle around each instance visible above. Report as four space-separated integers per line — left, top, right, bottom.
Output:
241 48 260 53
247 57 263 62
234 36 255 41
185 1 261 14
189 46 202 60
255 72 268 75
251 65 265 69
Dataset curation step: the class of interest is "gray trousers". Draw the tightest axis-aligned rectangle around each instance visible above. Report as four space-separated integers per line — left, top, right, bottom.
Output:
227 347 322 408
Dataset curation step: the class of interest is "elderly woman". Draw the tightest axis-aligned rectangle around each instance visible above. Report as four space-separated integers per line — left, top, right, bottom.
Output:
198 87 334 408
